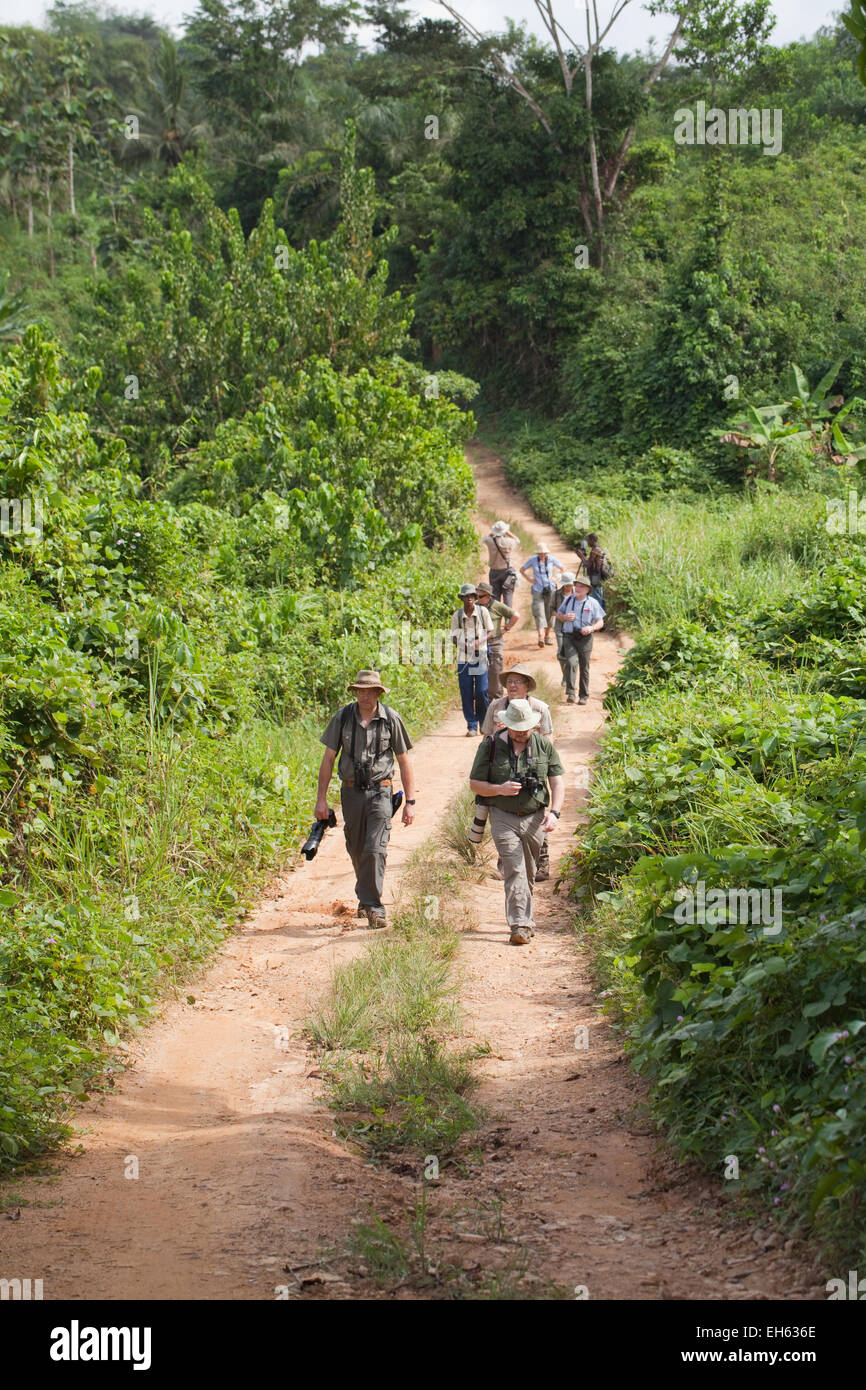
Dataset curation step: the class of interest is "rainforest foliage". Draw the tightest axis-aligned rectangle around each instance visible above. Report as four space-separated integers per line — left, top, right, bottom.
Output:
3 0 866 1261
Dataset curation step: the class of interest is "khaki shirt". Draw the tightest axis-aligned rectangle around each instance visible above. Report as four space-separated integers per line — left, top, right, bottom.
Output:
320 701 412 783
470 729 564 815
483 533 518 570
481 695 553 738
450 605 492 664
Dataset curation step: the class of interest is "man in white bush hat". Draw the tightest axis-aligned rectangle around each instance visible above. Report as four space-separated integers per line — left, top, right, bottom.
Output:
555 572 604 704
482 519 519 608
469 697 564 945
481 662 554 880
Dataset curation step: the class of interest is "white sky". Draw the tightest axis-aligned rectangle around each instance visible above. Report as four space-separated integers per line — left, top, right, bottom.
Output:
7 0 845 52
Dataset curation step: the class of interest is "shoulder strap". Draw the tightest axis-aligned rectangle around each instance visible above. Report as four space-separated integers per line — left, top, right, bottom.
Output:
493 536 509 563
379 703 399 739
488 733 497 781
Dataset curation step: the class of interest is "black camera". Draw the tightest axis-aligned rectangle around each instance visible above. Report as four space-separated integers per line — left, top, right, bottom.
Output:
301 808 337 860
354 762 372 791
515 771 544 799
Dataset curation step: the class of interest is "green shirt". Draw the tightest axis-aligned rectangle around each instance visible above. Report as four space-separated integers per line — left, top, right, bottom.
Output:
470 730 565 815
487 598 515 639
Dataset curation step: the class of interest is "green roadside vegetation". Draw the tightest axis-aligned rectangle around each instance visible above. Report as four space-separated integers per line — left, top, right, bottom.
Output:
6 0 866 1282
489 412 866 1264
0 131 477 1173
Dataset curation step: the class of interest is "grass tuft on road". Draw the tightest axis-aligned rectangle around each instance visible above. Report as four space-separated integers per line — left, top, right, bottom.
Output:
307 804 487 1163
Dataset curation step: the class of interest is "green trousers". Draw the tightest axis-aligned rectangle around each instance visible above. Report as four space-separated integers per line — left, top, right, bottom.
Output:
340 784 391 911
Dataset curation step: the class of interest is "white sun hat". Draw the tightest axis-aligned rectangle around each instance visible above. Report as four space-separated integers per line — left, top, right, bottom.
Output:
499 698 542 732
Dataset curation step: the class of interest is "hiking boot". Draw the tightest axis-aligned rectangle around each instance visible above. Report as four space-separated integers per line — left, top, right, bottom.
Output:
509 926 532 946
537 637 544 648
566 694 576 704
365 908 387 929
357 903 367 919
578 696 588 705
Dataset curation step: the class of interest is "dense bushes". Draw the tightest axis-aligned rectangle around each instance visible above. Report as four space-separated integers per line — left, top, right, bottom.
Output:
527 435 866 1255
0 133 478 1169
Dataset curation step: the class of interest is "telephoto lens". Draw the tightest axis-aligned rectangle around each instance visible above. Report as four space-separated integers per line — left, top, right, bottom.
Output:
468 798 489 845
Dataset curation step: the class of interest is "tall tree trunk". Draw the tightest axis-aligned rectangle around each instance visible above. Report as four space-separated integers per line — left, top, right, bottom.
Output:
584 52 604 263
45 178 55 279
67 131 76 217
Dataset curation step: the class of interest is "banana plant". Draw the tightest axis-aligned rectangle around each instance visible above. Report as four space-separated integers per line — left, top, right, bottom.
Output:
783 360 866 460
719 404 811 482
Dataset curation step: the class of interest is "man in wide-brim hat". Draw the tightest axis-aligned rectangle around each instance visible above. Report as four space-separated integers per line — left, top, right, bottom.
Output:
481 661 555 880
316 670 416 928
555 572 604 705
482 518 519 609
469 697 565 946
451 583 493 735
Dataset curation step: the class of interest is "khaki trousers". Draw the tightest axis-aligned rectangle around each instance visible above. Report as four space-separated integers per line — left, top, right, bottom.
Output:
488 806 546 928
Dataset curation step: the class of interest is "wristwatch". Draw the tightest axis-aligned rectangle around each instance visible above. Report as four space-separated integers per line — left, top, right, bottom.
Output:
406 799 416 804
549 809 561 819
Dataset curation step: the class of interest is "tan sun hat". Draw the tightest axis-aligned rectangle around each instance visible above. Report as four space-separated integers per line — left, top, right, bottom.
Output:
573 572 591 588
560 571 576 584
491 520 510 535
476 580 493 596
499 697 541 732
348 669 389 694
502 663 537 693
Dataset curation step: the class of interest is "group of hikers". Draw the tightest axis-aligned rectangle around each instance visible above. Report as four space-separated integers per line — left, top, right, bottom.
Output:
314 522 613 947
451 521 612 729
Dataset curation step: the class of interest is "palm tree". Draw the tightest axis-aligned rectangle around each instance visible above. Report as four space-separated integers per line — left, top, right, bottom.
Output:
123 35 208 170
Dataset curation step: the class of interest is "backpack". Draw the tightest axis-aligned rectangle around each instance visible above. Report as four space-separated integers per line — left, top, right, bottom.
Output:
588 547 614 582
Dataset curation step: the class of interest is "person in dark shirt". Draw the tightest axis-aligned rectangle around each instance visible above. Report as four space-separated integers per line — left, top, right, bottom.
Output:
469 699 564 946
317 670 415 927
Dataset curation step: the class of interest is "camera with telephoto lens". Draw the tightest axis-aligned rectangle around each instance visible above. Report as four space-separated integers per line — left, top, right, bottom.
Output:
301 808 338 860
468 797 489 844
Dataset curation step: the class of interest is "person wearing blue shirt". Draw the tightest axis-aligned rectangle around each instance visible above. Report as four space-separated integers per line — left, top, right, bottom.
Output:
555 573 605 704
519 549 563 648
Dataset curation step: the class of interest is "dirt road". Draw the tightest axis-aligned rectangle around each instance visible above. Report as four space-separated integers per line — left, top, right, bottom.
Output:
1 441 820 1300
